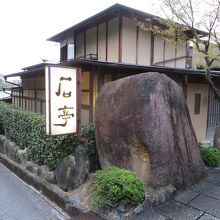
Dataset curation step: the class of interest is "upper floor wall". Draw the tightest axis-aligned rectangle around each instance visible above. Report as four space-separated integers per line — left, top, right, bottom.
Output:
60 15 189 69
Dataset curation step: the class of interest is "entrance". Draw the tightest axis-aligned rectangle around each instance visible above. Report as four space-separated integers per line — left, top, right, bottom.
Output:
207 89 220 140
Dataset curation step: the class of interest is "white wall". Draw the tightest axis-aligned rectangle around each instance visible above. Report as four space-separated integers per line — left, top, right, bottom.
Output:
73 15 187 67
98 23 106 61
107 17 119 62
86 26 97 56
138 28 151 65
75 32 84 58
122 16 136 64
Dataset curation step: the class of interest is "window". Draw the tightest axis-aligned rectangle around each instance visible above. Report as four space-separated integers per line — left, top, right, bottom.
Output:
60 45 67 61
60 44 74 61
67 44 74 60
194 93 201 114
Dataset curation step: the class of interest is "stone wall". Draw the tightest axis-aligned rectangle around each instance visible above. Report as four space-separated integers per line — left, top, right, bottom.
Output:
0 135 93 191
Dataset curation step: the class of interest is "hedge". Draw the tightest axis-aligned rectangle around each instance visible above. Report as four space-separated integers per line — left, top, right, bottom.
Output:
0 102 95 170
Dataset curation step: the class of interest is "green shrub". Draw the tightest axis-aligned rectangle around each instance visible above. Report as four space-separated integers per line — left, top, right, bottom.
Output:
81 123 100 172
91 166 145 210
0 102 78 170
200 147 220 167
0 102 100 171
81 123 95 138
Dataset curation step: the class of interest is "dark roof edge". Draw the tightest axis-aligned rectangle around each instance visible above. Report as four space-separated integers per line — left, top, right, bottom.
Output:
47 3 207 43
4 59 220 78
47 3 122 42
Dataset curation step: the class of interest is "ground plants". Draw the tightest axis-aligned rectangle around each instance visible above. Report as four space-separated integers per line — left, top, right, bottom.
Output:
200 147 220 167
91 166 146 210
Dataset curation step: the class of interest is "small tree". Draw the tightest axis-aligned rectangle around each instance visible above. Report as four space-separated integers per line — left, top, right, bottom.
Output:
138 0 220 100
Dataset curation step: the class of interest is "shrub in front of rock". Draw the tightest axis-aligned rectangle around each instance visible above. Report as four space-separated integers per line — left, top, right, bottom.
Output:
91 166 145 210
200 148 220 167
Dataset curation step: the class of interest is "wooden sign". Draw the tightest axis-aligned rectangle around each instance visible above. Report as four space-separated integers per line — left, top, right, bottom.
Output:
45 66 77 135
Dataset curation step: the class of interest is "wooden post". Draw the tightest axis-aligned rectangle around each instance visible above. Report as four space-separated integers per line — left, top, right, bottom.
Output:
76 68 82 137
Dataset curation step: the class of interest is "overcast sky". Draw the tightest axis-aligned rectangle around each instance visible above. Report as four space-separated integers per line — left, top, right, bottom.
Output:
0 0 157 75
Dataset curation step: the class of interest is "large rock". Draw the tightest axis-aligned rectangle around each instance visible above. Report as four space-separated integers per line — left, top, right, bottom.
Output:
55 148 90 191
95 72 205 189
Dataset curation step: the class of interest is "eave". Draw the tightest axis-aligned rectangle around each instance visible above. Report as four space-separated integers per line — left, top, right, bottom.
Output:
4 59 220 79
48 3 207 43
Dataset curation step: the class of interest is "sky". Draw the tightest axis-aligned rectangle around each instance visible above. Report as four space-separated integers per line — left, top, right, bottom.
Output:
0 0 156 75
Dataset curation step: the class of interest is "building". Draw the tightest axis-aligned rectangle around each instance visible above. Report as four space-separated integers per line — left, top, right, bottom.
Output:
4 4 220 142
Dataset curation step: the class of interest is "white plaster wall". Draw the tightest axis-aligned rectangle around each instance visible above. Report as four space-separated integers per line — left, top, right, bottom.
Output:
153 35 164 65
176 42 186 68
138 29 151 65
187 83 209 142
98 23 106 61
107 17 119 62
86 26 97 56
164 40 176 67
122 16 136 64
75 32 84 58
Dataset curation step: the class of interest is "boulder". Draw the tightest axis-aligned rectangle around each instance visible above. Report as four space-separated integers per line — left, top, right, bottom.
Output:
4 140 20 161
45 171 56 184
37 165 50 179
37 165 56 183
95 72 205 189
25 161 40 174
16 148 29 165
214 125 220 149
55 148 90 191
0 135 6 154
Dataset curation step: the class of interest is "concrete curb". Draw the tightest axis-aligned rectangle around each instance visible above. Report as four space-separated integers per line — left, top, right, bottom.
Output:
0 153 84 217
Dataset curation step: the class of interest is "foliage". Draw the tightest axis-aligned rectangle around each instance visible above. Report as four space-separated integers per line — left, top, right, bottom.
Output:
139 0 220 101
81 123 100 172
0 102 88 170
91 166 146 210
200 147 220 167
81 123 96 138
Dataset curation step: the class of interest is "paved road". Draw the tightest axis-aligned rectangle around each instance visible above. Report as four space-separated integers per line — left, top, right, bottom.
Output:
0 163 67 220
132 167 220 220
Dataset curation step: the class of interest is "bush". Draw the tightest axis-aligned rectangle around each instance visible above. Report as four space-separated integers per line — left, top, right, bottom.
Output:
91 166 145 210
200 147 220 167
81 123 95 138
0 102 100 171
0 102 78 170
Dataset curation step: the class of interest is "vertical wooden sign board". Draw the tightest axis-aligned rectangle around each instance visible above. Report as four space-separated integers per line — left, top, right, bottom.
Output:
45 66 78 136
